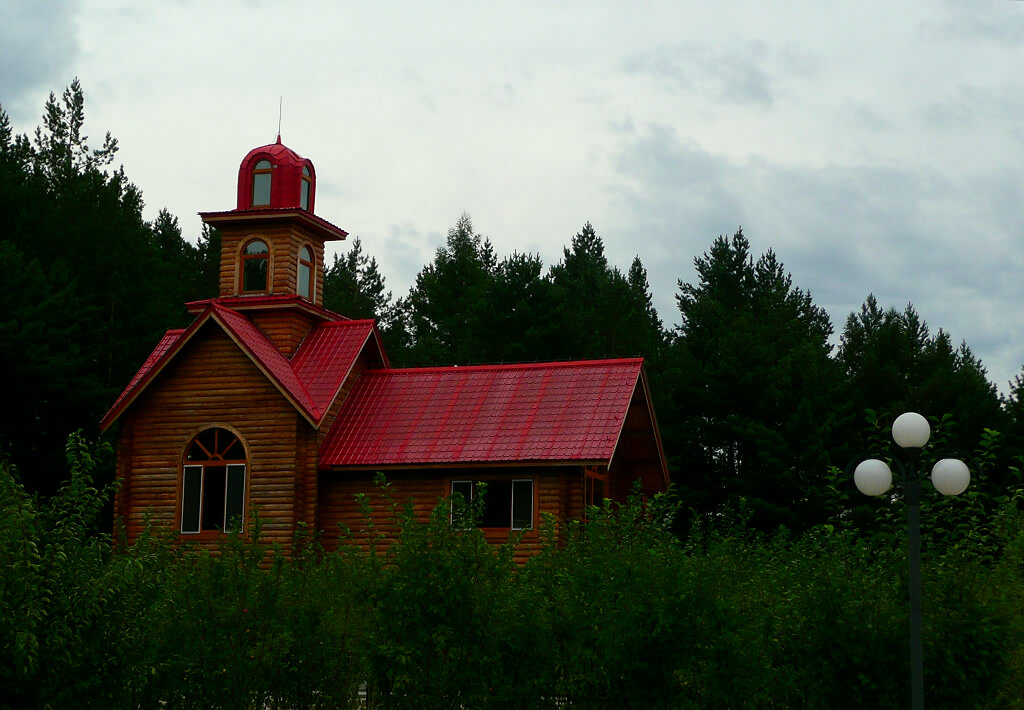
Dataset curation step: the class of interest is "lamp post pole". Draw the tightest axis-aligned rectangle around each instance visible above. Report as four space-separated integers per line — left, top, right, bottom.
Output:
853 412 970 710
905 460 923 710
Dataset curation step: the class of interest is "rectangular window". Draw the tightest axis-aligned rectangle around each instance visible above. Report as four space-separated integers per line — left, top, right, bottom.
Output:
243 258 268 292
512 479 533 529
298 263 311 299
201 466 226 532
225 464 246 531
181 465 203 533
252 173 271 207
585 476 606 508
181 464 246 534
449 479 533 530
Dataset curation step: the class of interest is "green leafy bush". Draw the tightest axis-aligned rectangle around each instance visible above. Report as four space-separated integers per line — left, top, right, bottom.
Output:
3 441 1024 708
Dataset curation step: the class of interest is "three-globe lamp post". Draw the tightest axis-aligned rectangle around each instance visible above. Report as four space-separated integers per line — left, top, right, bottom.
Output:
853 412 970 710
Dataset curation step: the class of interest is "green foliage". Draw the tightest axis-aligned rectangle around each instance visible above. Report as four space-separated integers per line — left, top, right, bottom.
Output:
0 82 217 496
548 222 664 361
323 237 397 328
392 216 664 368
666 229 842 531
397 213 498 366
838 295 1004 457
4 441 1024 708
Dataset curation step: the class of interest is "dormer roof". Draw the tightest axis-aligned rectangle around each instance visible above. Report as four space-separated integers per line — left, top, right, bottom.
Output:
100 303 385 431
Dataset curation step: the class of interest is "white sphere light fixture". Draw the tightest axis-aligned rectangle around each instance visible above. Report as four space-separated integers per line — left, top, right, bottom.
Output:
931 458 970 496
854 458 893 497
892 412 931 449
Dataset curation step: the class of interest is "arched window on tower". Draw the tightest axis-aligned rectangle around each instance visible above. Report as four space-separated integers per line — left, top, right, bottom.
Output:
300 166 312 210
241 239 269 293
252 159 273 207
181 428 247 534
298 245 314 299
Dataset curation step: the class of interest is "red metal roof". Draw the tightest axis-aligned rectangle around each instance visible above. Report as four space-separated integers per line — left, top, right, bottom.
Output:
199 208 347 243
319 359 644 468
210 304 319 420
291 320 380 417
185 294 347 319
234 136 317 212
101 329 184 428
101 305 382 431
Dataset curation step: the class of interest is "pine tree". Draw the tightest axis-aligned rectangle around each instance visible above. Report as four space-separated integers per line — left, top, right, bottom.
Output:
323 237 395 324
667 229 841 530
838 295 1002 455
548 222 664 361
0 81 185 494
398 214 497 366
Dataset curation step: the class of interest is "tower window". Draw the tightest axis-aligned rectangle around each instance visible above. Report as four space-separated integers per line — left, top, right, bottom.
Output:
241 239 269 293
181 428 247 534
298 246 314 299
252 159 272 207
300 166 312 210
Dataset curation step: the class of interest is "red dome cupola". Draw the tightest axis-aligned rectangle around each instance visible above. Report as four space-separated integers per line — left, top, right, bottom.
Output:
201 135 347 315
236 135 316 212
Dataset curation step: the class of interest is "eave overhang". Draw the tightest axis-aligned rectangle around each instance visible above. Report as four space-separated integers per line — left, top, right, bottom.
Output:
199 208 348 242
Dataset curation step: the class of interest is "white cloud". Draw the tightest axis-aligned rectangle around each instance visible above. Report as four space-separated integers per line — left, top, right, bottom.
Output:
6 0 1024 390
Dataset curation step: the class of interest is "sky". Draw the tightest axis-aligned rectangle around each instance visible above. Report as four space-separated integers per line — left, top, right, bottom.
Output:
3 0 1024 391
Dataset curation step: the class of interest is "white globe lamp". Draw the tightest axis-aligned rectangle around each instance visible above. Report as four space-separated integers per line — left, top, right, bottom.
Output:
892 412 930 449
931 458 970 496
854 458 893 497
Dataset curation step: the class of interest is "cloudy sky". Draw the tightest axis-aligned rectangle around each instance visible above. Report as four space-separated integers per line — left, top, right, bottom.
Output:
4 1 1024 390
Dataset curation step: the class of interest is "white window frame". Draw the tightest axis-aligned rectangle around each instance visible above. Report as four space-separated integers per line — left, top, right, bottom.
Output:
449 478 534 530
181 463 246 534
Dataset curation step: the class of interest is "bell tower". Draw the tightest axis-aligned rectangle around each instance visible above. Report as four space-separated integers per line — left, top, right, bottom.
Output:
197 137 349 354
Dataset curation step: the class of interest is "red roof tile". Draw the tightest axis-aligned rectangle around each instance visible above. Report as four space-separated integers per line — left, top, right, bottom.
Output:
101 304 381 431
100 329 184 428
291 320 379 416
210 304 319 420
185 294 346 320
319 359 644 467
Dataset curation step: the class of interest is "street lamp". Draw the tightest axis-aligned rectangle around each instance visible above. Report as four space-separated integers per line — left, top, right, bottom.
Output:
853 412 970 710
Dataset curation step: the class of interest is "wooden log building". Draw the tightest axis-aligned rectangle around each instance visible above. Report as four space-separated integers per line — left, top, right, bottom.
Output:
101 136 669 560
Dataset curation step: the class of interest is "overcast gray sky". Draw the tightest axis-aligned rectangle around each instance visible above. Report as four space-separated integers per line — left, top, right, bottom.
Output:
3 0 1024 390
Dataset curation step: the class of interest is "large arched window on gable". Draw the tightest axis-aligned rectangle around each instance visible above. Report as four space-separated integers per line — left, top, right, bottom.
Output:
300 166 312 210
241 239 269 293
181 428 247 534
298 245 314 299
252 159 273 207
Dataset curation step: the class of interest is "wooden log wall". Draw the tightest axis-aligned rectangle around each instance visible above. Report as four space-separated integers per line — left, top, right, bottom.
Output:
318 467 586 564
248 310 319 357
116 323 310 555
608 381 670 498
217 222 326 306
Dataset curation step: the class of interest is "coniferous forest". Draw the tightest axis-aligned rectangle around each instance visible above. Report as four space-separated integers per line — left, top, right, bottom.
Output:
4 82 1024 708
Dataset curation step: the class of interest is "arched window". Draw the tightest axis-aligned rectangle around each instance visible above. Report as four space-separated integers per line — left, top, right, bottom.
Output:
298 245 313 299
252 159 273 207
181 428 247 534
300 166 312 210
241 239 269 293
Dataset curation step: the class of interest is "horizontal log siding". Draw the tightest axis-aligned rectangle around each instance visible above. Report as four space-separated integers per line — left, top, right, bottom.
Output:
318 467 585 564
119 324 308 555
248 310 318 356
608 390 669 497
217 223 327 305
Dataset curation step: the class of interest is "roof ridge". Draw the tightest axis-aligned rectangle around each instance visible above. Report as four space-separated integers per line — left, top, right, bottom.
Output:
358 358 644 375
315 319 377 327
209 303 320 421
